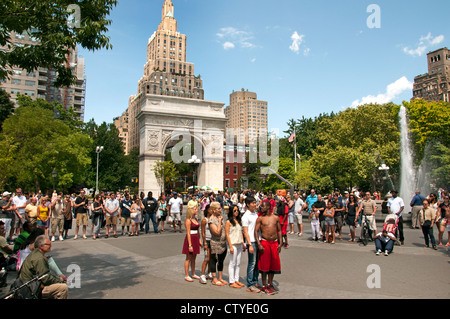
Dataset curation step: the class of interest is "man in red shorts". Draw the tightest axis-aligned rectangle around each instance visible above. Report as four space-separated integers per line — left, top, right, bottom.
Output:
255 201 282 295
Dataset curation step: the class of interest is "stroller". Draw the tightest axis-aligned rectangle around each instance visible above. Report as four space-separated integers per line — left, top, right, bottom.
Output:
383 213 399 234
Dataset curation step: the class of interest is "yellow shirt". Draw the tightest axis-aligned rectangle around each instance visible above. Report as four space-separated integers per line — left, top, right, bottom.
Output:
38 205 49 221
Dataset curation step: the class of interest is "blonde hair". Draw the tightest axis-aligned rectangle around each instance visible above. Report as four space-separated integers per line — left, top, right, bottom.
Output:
186 205 198 220
210 202 221 210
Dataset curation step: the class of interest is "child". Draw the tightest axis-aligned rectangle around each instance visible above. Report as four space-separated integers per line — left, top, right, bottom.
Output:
310 205 320 241
323 201 335 244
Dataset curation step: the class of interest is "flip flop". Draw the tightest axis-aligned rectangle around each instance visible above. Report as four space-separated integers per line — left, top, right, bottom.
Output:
185 276 194 282
212 280 225 286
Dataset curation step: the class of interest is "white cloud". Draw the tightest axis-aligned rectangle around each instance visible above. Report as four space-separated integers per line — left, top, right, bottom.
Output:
402 32 445 57
351 76 413 108
216 27 255 50
223 41 235 50
250 58 256 63
290 31 310 56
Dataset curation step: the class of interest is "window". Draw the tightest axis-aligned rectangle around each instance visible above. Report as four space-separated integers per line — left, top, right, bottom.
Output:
25 80 35 86
11 78 21 85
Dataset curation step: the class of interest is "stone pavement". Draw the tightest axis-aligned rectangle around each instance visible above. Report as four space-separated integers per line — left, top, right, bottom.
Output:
1 214 449 301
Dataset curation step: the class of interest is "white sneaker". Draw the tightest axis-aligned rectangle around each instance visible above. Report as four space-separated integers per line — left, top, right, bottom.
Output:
199 275 207 284
376 250 381 255
83 235 87 239
59 235 64 241
51 236 55 242
74 235 78 240
384 250 389 256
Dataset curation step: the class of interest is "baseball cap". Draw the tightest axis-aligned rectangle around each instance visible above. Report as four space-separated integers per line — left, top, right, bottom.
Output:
2 191 11 197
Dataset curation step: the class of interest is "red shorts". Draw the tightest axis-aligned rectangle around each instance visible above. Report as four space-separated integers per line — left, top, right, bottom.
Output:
258 240 281 274
280 215 288 236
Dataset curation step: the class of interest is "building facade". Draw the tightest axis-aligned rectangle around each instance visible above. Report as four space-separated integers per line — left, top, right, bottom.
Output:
127 0 226 197
113 109 129 154
0 31 86 121
127 0 205 154
224 88 268 145
413 47 450 103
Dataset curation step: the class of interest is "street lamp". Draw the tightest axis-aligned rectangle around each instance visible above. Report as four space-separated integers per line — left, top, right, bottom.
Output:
96 146 104 195
378 163 394 193
188 155 201 190
52 169 58 191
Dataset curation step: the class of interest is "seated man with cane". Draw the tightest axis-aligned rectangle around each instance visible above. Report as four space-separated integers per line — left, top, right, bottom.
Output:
19 235 68 299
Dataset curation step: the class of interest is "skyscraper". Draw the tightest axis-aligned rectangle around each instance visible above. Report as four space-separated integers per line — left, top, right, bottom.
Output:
127 0 205 153
224 88 269 145
0 31 86 121
412 47 450 103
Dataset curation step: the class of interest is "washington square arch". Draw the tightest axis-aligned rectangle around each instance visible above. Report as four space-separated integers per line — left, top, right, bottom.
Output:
135 95 226 197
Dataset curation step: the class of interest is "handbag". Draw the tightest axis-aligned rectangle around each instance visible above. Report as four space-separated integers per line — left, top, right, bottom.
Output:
130 212 138 219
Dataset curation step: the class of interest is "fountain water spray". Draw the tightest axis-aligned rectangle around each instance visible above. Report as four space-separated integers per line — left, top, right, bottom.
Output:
398 106 416 202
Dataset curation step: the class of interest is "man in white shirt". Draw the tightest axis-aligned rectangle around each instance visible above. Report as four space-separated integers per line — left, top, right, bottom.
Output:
294 192 305 236
387 190 405 245
12 188 28 235
242 196 260 293
104 192 120 238
168 192 183 232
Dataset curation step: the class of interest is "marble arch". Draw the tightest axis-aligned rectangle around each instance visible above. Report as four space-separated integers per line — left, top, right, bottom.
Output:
135 94 226 197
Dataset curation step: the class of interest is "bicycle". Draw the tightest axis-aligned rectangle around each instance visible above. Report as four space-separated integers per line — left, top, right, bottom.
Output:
359 215 371 246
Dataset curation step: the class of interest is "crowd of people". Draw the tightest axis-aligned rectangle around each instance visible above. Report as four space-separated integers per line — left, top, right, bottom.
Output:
0 186 449 298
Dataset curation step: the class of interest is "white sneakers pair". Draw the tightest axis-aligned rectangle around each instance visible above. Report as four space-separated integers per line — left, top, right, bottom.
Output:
376 249 389 256
51 235 64 241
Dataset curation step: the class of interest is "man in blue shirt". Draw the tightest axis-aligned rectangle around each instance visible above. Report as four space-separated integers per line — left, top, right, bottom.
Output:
410 190 425 229
306 189 318 212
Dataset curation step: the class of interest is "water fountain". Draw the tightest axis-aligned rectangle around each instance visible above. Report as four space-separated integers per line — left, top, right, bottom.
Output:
398 106 416 204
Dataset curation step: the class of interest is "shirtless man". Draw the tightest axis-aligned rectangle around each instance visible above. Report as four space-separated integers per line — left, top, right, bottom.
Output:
255 201 282 295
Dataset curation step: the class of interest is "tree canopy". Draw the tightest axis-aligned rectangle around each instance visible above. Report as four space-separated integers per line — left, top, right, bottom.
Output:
0 0 117 87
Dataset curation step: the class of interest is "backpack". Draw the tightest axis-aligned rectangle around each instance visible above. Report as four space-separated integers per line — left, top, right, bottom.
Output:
3 267 48 300
6 274 45 299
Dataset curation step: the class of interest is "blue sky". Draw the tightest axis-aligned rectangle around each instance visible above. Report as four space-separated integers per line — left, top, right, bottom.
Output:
80 0 449 136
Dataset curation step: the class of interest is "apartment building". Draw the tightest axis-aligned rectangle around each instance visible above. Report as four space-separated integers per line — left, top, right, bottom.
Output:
113 109 129 154
0 31 86 121
224 88 269 145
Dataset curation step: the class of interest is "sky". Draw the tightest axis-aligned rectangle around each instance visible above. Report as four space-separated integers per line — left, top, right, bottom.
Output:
80 0 450 137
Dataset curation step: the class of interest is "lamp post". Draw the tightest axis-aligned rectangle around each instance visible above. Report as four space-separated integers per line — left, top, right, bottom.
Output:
378 163 394 194
52 169 58 191
188 155 201 190
96 146 104 195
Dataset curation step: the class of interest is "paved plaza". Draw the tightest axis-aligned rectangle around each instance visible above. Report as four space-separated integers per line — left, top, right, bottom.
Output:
1 211 449 302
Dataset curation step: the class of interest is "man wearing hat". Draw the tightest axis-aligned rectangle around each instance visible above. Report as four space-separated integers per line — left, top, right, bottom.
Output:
387 190 405 245
0 192 15 243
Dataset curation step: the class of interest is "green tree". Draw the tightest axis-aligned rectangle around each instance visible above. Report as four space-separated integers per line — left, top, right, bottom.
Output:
16 94 84 130
153 160 179 194
309 103 400 192
403 99 450 163
84 120 129 192
0 106 91 192
0 0 117 87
